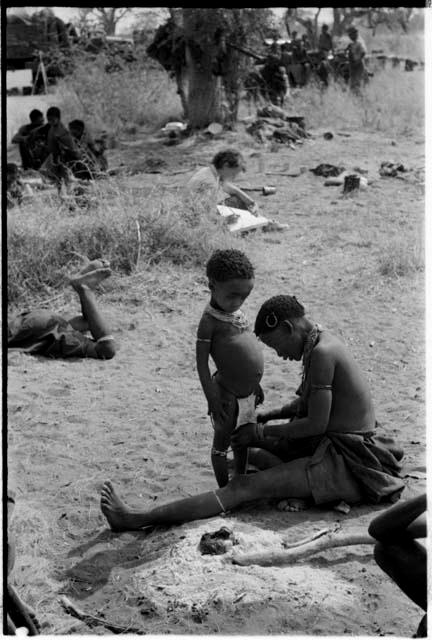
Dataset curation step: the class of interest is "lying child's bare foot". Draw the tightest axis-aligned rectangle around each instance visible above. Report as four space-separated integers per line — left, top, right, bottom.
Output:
68 268 112 290
79 258 110 274
277 498 310 512
100 481 142 532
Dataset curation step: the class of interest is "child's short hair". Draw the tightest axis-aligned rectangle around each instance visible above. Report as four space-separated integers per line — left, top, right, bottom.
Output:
212 149 245 171
47 106 61 119
29 109 43 123
206 249 254 282
68 119 85 135
254 295 305 335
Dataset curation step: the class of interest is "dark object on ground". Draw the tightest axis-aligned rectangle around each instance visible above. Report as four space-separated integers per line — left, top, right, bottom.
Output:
343 174 360 193
310 163 345 178
379 161 408 177
247 114 308 146
323 131 334 140
199 526 237 555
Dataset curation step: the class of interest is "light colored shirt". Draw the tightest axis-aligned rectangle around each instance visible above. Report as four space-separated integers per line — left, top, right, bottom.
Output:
186 165 226 203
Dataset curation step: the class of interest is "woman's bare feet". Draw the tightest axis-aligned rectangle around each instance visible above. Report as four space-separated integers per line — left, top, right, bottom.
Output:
68 268 112 290
100 481 145 532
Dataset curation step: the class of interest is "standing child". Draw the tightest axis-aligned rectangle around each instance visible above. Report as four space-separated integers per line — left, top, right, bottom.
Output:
196 249 264 487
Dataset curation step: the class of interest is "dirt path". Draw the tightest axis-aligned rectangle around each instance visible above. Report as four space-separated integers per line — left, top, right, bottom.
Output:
8 125 425 635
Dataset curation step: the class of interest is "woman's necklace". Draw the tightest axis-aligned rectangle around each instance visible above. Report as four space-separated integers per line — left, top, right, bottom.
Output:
301 323 323 386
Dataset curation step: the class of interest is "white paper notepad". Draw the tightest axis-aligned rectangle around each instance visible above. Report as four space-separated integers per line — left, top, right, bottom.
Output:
217 205 269 233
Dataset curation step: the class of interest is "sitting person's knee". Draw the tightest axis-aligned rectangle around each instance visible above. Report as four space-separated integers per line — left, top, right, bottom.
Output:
373 541 403 572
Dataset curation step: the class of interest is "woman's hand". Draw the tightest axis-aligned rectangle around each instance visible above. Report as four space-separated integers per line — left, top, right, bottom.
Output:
256 411 272 424
231 422 264 447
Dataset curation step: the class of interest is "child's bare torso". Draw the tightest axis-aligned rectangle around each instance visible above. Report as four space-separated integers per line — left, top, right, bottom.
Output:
209 317 264 397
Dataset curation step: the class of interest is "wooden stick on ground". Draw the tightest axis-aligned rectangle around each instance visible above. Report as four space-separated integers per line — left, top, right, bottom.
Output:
281 527 331 549
231 532 375 567
59 595 142 634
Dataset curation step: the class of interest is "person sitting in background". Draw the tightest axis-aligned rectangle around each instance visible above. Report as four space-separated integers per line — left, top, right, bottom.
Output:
11 109 48 170
8 260 116 360
68 119 109 178
40 106 82 194
187 148 258 212
187 148 288 232
368 493 427 638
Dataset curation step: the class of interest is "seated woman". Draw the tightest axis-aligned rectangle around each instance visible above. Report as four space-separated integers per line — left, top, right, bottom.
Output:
186 148 288 231
187 148 257 212
99 294 405 532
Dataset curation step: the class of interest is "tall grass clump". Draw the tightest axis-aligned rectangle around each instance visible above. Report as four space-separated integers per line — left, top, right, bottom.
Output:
55 55 183 136
295 66 423 137
377 237 424 278
7 181 234 307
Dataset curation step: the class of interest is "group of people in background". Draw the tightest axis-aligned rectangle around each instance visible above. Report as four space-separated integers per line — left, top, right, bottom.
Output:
266 23 367 93
8 106 108 206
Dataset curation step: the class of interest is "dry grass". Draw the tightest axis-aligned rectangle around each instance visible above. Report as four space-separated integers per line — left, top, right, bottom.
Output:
362 30 424 61
294 67 424 137
7 181 235 307
378 237 424 278
55 57 183 136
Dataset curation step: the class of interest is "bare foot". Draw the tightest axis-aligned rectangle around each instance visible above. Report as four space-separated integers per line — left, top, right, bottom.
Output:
100 481 143 532
277 498 310 512
68 267 112 290
79 258 110 274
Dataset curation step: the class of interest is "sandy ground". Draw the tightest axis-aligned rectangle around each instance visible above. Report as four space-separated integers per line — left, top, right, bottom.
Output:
7 105 426 635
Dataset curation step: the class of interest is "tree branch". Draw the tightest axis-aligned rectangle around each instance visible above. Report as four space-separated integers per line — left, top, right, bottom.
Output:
231 531 375 567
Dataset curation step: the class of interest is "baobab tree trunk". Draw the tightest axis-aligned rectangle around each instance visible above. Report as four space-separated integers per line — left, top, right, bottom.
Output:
182 8 223 129
184 44 222 128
